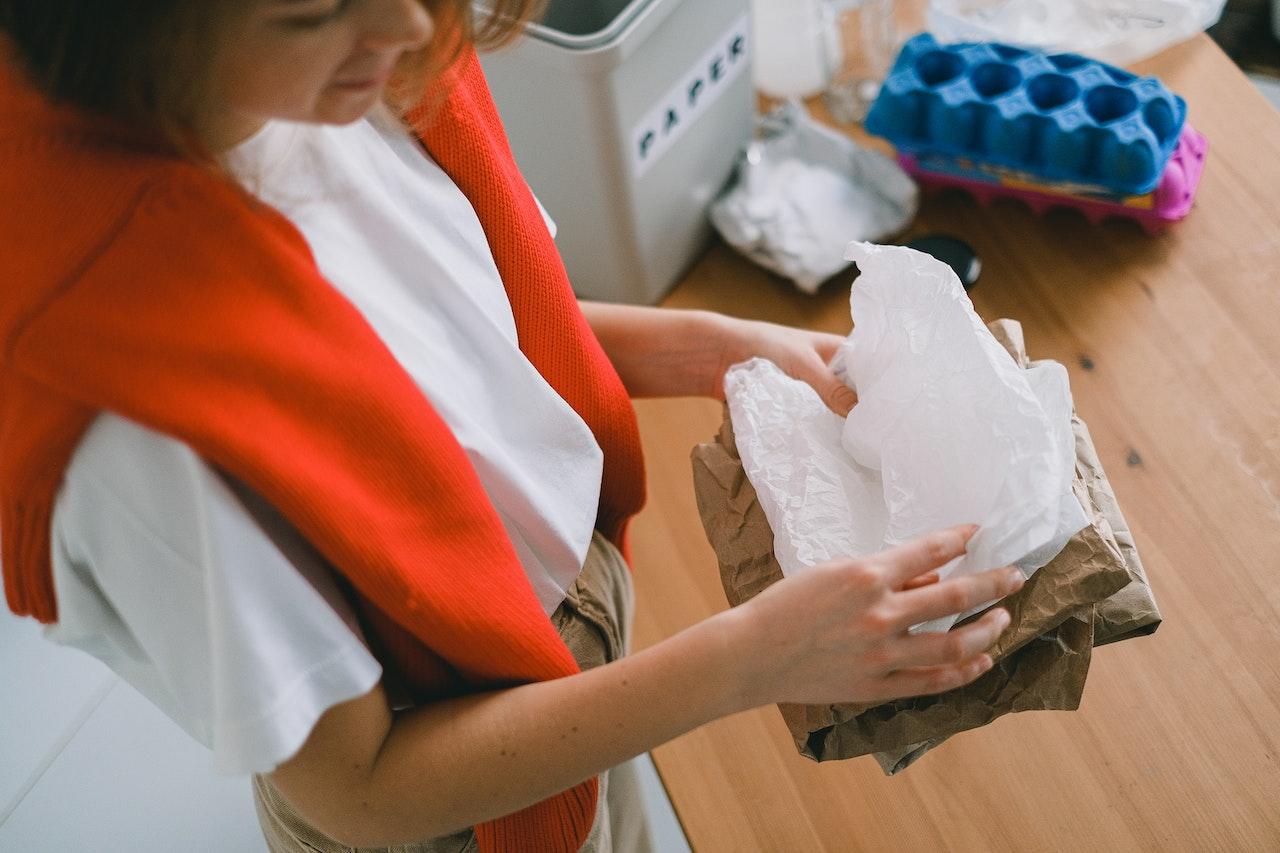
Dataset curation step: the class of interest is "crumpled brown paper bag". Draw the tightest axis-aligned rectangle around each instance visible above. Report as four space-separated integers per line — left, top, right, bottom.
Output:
1071 415 1161 645
988 320 1161 647
692 412 1099 768
690 319 1159 773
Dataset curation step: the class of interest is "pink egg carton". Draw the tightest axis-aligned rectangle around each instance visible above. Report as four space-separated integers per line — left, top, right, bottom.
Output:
899 123 1207 232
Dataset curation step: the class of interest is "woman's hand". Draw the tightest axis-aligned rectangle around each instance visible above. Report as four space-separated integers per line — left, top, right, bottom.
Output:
270 523 1013 846
707 314 856 416
727 524 1023 708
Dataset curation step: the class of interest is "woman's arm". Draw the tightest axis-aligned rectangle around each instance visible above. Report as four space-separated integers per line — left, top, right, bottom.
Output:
577 302 858 416
268 526 1022 847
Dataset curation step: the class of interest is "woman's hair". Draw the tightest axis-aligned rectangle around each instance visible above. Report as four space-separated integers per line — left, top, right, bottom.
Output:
0 0 543 160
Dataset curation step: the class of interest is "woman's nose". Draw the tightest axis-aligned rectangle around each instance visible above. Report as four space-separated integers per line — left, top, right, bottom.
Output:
362 0 435 52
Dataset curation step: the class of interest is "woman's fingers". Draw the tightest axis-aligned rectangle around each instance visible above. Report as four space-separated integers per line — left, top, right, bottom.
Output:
871 525 979 587
882 608 1010 670
873 653 995 699
889 566 1024 633
900 569 940 591
811 333 844 364
783 343 855 414
794 351 857 416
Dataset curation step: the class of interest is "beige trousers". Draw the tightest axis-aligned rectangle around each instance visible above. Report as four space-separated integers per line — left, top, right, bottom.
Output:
251 532 654 853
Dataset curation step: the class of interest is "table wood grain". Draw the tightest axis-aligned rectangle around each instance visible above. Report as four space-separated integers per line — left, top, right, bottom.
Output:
626 27 1280 853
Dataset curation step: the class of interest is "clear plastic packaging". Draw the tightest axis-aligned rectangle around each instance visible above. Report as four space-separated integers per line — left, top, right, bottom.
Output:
926 0 1226 66
824 0 898 124
709 102 917 293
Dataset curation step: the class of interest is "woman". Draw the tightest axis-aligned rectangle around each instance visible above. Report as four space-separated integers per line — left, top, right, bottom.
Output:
0 1 1022 850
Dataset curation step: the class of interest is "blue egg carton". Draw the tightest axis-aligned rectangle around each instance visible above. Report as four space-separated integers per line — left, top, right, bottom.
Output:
865 33 1187 195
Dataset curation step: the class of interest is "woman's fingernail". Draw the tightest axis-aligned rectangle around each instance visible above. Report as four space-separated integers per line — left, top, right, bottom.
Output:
995 608 1011 628
1008 569 1024 589
833 386 857 413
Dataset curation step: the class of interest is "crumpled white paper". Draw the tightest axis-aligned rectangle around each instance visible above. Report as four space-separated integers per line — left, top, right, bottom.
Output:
709 101 917 294
926 0 1226 66
726 242 1088 633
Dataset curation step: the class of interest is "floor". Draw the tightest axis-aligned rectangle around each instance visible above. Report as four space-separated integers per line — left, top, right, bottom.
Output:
0 605 691 852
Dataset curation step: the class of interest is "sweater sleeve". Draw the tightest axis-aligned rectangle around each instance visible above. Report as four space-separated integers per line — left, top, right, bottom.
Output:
44 410 383 775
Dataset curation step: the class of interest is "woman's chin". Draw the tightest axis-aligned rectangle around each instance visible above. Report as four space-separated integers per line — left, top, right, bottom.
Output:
318 86 386 123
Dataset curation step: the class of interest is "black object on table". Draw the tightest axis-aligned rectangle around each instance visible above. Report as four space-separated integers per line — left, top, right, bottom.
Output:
903 234 981 291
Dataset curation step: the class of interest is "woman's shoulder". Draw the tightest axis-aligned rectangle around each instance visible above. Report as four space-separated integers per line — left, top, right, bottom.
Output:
4 130 310 308
2 132 282 285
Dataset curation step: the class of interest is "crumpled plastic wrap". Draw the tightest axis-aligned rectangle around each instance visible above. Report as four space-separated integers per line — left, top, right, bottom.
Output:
696 316 1155 772
725 243 1088 632
926 0 1226 66
709 101 917 294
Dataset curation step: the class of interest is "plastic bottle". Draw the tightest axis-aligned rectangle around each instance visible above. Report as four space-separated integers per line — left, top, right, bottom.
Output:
824 0 896 124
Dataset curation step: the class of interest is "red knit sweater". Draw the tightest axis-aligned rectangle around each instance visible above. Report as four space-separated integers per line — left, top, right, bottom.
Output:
0 43 645 852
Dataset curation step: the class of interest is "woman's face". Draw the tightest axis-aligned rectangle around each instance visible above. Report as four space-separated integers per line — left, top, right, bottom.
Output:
205 0 434 148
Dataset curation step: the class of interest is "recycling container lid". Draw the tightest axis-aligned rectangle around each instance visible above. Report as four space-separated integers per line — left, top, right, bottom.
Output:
477 0 659 50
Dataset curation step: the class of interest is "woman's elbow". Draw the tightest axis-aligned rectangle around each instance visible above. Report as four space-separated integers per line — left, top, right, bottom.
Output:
264 683 406 846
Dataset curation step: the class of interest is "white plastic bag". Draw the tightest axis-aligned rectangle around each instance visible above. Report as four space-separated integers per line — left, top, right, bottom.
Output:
725 243 1087 633
926 0 1226 66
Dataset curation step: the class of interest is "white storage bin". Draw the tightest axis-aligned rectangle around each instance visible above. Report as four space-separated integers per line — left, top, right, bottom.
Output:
478 0 754 304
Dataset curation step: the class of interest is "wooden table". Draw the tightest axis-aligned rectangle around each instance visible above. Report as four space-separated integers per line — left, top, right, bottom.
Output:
627 26 1280 853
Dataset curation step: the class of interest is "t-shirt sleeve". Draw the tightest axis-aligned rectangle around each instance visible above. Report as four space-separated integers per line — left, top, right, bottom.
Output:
532 191 557 239
44 411 383 776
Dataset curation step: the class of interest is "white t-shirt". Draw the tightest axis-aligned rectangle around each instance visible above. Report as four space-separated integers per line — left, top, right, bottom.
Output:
42 105 605 775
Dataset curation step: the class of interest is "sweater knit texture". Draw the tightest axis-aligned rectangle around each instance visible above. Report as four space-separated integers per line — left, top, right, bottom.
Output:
0 39 646 853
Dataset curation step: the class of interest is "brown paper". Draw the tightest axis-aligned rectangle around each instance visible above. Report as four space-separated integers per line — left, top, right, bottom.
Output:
692 413 1099 765
691 319 1152 771
977 322 1162 640
800 612 1093 754
988 320 1162 645
1071 416 1162 644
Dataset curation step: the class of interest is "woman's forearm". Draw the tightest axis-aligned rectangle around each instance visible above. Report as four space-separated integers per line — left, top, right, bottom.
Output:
277 607 753 847
578 301 856 415
578 301 730 398
272 527 1017 847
